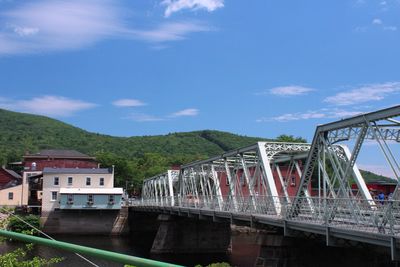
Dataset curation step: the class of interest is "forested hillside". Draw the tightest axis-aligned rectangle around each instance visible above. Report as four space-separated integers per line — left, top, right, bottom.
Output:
0 108 271 162
0 109 306 186
0 108 391 188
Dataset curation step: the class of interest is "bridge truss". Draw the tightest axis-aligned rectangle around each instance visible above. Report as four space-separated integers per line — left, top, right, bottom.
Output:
139 105 400 260
290 105 400 229
177 142 312 215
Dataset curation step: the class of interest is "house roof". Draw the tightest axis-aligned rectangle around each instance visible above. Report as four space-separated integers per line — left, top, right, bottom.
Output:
1 179 21 189
24 149 95 159
60 188 123 194
43 167 112 174
1 167 22 180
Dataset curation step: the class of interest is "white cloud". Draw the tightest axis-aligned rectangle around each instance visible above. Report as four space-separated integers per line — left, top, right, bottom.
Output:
133 21 211 42
324 82 400 106
125 113 164 122
112 99 146 107
0 95 96 116
0 1 213 55
123 108 199 122
12 26 39 37
384 26 397 31
170 108 199 117
372 18 383 25
162 0 224 17
257 108 363 122
268 85 315 96
0 1 123 54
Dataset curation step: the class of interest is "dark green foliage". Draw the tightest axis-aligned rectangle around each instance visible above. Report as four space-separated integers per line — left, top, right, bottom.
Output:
276 134 307 143
360 170 396 183
0 108 391 190
0 109 267 164
7 215 40 235
0 109 272 189
2 214 64 266
0 244 63 267
195 262 231 267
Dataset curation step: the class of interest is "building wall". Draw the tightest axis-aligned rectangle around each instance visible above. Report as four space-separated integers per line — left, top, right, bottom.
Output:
217 162 307 198
41 208 129 235
24 159 98 172
43 172 114 189
23 171 42 206
42 172 114 212
0 185 23 206
59 194 122 210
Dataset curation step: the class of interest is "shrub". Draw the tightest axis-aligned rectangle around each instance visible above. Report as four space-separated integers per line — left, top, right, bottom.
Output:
7 214 40 235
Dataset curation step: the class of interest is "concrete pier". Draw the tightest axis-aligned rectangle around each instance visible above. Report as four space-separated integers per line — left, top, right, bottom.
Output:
151 214 231 254
40 208 129 235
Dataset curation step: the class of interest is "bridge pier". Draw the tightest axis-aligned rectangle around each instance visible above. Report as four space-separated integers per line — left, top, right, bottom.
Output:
151 214 231 254
391 237 400 261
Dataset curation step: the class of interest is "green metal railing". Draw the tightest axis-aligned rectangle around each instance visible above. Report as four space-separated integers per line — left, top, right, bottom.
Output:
0 229 184 267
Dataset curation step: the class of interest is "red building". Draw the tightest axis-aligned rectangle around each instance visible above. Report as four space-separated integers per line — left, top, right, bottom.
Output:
352 180 397 196
0 167 22 189
216 162 307 198
23 150 98 171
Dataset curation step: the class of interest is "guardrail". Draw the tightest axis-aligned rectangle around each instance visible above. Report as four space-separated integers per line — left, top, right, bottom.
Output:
133 195 400 237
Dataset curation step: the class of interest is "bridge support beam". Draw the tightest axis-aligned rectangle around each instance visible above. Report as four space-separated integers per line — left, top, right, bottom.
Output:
151 214 231 254
391 237 400 261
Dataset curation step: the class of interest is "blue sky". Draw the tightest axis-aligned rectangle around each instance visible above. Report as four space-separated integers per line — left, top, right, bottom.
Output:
0 0 399 176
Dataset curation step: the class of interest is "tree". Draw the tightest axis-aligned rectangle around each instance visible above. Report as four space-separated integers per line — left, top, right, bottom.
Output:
0 212 63 266
276 134 307 143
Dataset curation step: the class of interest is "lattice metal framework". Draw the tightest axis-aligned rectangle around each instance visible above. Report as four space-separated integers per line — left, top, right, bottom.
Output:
141 170 179 206
177 142 311 215
137 106 400 256
290 105 400 224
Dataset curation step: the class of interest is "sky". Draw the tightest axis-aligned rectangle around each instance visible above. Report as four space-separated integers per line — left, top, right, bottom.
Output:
0 0 399 177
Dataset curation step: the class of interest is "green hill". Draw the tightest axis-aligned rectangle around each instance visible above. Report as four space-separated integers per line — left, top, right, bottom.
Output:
0 108 391 187
360 170 396 184
0 108 292 185
0 108 271 163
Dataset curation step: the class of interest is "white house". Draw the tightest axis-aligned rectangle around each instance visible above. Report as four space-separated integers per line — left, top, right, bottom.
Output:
41 167 123 214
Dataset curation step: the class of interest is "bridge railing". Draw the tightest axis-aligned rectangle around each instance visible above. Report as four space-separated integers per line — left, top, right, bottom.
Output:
288 197 400 235
136 195 400 236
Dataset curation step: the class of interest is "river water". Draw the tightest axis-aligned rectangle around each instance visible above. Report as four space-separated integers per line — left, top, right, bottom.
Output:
0 234 230 267
0 232 396 267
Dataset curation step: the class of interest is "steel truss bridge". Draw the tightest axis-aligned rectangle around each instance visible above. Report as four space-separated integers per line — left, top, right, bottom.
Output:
135 105 400 260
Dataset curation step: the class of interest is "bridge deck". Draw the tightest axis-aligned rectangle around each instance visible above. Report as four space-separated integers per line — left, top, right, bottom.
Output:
130 199 400 261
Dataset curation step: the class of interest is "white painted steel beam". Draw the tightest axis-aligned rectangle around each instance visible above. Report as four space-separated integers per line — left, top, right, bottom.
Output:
258 142 281 215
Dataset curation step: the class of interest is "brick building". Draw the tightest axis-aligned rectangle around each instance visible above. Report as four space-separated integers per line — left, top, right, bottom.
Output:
23 149 98 171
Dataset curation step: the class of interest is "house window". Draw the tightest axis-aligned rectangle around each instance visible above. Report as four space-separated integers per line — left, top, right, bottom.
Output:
68 177 73 186
240 173 245 186
67 194 74 204
54 177 59 186
51 191 57 201
8 192 13 200
99 178 104 186
87 194 94 205
108 195 114 204
86 177 91 186
291 176 296 187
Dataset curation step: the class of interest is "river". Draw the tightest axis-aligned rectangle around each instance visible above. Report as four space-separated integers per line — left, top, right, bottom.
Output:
0 231 397 267
0 234 230 267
